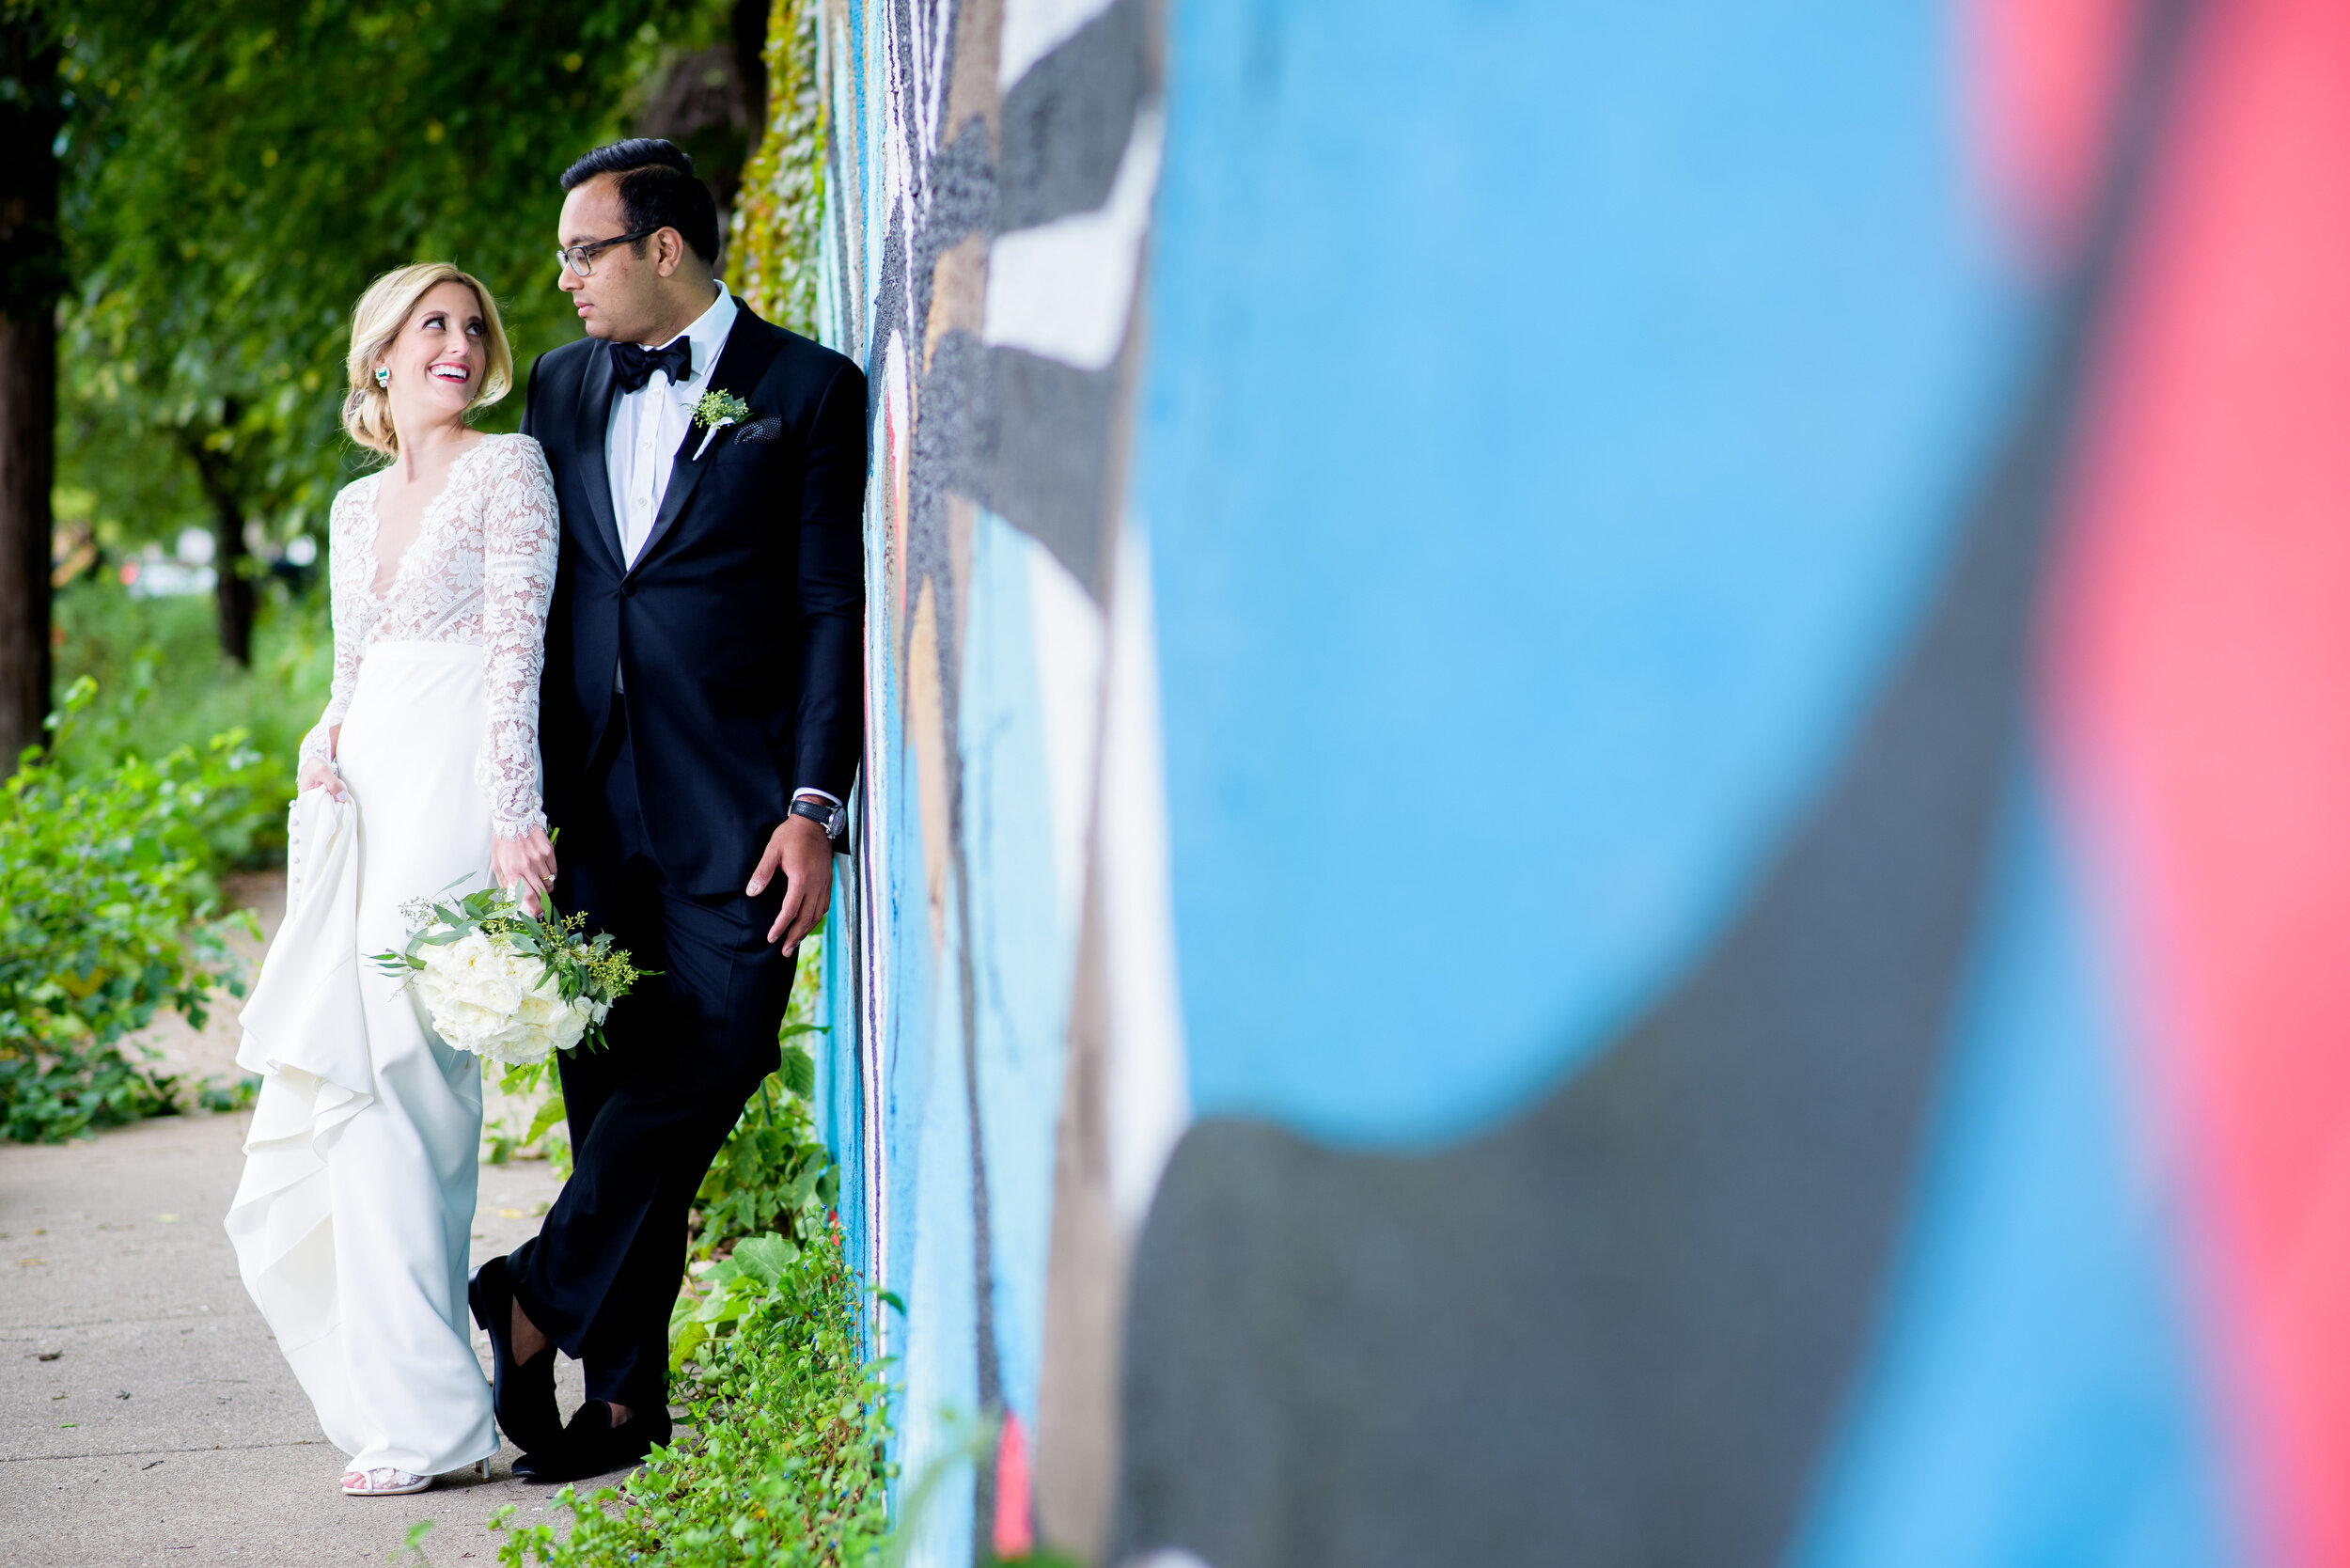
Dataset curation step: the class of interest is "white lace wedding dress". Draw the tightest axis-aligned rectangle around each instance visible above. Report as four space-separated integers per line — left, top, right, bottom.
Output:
224 432 557 1481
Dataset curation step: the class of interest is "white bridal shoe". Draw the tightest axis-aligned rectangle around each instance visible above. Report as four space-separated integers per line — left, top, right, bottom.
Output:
340 1458 490 1496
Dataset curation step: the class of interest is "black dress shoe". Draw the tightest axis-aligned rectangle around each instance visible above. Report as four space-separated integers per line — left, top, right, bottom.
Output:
469 1255 562 1455
511 1400 674 1484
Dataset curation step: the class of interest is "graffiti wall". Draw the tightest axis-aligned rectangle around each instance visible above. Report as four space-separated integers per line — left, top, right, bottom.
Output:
740 0 2350 1564
748 1 1170 1560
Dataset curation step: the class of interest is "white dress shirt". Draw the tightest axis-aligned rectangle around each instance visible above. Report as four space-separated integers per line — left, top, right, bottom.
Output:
608 282 737 565
605 284 839 814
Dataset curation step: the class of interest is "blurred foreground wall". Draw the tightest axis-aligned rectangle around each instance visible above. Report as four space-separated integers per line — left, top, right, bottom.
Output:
753 0 2350 1563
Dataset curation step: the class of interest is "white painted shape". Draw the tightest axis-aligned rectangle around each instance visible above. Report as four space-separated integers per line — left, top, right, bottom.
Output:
998 0 1121 90
895 948 980 1568
982 107 1163 372
922 0 950 158
860 329 913 1342
1026 544 1106 935
1100 512 1190 1230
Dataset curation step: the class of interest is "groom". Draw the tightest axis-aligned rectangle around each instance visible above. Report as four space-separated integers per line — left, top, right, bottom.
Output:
471 139 866 1482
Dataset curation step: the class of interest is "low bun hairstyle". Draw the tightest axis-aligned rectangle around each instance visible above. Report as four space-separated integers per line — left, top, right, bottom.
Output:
341 262 514 460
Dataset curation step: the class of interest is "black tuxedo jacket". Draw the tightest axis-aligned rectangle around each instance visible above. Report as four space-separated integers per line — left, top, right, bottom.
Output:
522 301 866 899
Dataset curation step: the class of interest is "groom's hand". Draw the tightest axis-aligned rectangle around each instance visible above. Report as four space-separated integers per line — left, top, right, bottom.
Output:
750 817 833 952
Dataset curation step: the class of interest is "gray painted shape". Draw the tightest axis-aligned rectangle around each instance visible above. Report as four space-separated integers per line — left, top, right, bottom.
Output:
997 0 1148 233
922 332 1117 592
916 118 997 339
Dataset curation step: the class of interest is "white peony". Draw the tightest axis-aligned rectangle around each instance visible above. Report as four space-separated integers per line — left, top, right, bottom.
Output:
412 928 584 1066
372 886 636 1069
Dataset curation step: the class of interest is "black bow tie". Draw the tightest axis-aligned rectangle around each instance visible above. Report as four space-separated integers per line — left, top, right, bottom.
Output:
608 337 694 394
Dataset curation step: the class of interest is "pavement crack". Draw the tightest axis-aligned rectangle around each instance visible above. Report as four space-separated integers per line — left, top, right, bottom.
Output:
0 1310 248 1333
2 1437 321 1464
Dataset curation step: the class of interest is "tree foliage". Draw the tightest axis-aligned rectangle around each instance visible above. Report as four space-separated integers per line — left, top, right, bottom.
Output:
729 0 823 338
55 0 710 647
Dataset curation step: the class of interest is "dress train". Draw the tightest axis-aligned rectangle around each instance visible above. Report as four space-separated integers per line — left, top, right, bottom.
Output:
225 641 499 1476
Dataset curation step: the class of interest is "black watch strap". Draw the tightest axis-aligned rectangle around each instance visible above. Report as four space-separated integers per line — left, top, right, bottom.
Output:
790 796 846 841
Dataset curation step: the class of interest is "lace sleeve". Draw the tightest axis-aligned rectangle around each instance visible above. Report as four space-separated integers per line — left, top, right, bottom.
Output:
296 486 368 772
476 437 559 839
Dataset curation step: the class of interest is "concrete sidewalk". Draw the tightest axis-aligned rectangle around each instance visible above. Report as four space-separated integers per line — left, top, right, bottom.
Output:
1 880 593 1565
2 1115 584 1566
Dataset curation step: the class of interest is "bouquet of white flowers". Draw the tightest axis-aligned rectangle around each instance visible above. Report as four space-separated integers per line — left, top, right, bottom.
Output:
370 886 645 1066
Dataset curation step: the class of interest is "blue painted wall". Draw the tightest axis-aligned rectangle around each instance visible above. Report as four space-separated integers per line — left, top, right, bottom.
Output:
1141 0 2029 1146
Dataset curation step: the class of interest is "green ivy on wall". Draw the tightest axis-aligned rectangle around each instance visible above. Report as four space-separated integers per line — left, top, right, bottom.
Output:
730 0 826 339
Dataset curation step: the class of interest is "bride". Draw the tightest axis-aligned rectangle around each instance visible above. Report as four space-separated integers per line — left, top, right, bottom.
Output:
224 261 560 1497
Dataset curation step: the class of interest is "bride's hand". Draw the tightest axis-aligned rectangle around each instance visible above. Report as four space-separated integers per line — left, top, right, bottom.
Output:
493 828 558 917
296 757 348 801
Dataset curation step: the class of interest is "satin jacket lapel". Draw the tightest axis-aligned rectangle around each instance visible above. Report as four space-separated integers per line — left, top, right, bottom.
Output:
627 306 785 576
573 344 626 572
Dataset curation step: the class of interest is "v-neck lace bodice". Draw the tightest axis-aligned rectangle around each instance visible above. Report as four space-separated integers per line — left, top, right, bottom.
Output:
297 434 559 839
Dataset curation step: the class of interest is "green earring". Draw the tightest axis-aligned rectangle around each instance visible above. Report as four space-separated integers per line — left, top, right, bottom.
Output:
375 368 390 388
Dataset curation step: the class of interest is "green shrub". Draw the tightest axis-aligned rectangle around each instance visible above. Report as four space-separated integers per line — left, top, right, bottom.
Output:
52 575 330 865
690 932 836 1254
197 1073 261 1114
689 1026 838 1266
493 1221 894 1568
669 939 841 1372
0 679 266 1141
669 1074 837 1372
484 1054 578 1176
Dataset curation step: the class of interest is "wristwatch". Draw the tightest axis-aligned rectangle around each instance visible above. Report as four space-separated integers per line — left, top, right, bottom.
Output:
789 796 848 843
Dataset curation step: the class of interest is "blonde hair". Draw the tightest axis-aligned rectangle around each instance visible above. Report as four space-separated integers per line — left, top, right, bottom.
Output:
341 262 514 458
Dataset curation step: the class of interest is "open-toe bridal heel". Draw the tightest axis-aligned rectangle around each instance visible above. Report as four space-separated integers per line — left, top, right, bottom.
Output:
341 1466 431 1497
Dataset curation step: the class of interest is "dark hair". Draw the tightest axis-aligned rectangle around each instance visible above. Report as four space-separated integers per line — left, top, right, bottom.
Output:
559 138 722 269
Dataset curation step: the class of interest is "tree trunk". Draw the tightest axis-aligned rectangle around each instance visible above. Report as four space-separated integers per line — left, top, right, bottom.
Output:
0 310 53 764
0 14 62 767
182 423 255 666
732 0 770 135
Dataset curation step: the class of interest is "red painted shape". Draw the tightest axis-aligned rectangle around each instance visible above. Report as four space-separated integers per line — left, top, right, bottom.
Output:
1964 0 2134 260
994 1409 1036 1560
2050 1 2350 1562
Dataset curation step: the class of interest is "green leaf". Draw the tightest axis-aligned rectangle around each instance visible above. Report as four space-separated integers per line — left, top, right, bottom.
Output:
733 1232 800 1288
781 1161 821 1207
524 1090 569 1149
779 1042 816 1098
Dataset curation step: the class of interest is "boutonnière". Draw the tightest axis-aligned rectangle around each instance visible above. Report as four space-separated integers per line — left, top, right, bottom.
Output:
691 390 753 460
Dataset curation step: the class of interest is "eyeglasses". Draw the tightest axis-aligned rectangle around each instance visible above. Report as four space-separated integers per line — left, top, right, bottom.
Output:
556 227 661 277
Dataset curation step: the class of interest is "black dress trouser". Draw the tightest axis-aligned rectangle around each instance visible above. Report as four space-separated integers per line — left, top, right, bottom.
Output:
509 698 799 1409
